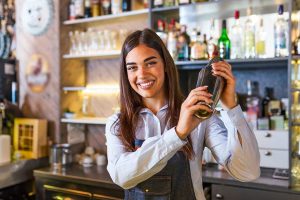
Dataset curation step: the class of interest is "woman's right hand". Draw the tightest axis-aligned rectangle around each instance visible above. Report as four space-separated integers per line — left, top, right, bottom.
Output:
176 86 213 140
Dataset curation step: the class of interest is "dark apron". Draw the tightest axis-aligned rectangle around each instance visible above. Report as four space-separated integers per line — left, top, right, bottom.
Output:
124 151 197 200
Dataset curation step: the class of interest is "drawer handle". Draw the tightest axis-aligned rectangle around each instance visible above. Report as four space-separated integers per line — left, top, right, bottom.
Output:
264 132 272 137
216 193 223 199
265 151 272 156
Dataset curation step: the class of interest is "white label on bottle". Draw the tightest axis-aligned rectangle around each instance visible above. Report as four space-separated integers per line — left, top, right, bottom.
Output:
5 63 14 75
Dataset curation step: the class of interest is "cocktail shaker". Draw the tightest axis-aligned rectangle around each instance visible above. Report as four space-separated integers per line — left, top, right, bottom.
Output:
194 57 225 120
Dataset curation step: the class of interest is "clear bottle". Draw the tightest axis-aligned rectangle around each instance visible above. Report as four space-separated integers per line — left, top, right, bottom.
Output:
164 0 174 7
69 0 76 20
244 7 256 58
111 0 121 14
153 0 164 8
179 0 191 5
218 19 231 59
255 18 266 58
74 0 84 19
167 22 178 60
177 25 191 61
246 80 260 129
274 4 288 57
230 10 243 59
191 30 202 60
207 18 218 59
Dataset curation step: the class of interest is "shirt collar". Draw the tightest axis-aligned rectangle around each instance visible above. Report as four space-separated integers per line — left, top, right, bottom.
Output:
140 103 169 114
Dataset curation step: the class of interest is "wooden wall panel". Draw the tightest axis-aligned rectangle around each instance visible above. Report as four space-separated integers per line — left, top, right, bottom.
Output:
16 0 61 143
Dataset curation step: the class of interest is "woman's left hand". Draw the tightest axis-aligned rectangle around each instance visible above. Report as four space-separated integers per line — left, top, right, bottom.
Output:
212 61 237 110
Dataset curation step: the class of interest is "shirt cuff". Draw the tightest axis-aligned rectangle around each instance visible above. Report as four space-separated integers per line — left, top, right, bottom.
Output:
226 105 246 126
162 127 187 149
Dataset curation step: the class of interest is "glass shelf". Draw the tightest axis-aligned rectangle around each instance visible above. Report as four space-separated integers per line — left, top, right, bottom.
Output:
64 9 149 25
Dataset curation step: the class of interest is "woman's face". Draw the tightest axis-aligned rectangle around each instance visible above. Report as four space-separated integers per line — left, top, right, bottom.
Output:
125 44 166 102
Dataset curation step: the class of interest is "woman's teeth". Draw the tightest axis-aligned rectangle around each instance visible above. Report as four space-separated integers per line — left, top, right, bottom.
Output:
139 81 154 89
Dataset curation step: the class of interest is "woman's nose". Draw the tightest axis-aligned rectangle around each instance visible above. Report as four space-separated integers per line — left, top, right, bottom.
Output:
137 66 147 76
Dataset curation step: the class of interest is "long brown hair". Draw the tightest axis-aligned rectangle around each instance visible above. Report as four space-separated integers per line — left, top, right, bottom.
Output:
113 28 194 159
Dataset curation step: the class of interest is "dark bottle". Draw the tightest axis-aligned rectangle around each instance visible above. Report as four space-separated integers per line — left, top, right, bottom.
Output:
84 0 92 18
122 0 131 12
177 25 191 61
101 0 111 15
262 87 275 117
218 19 231 59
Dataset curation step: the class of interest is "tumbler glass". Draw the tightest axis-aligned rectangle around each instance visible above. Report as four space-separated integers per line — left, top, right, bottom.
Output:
194 56 225 120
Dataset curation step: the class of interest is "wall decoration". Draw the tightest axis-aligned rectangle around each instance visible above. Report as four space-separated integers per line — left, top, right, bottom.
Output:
25 54 50 93
21 0 54 36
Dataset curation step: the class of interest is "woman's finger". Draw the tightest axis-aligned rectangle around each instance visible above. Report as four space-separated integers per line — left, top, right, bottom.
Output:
186 93 213 107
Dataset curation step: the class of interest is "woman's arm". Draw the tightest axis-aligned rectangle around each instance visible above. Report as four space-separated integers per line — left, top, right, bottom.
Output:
105 114 186 189
205 105 260 182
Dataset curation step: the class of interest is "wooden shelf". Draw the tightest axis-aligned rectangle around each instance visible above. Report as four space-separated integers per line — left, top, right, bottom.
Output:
63 50 121 60
176 57 288 70
61 117 107 125
64 9 149 25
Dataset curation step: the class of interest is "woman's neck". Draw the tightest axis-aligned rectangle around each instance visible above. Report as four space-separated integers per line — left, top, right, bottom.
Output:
143 98 167 115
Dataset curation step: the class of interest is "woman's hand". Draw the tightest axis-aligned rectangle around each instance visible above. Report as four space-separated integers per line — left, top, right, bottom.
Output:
212 61 237 110
176 86 213 140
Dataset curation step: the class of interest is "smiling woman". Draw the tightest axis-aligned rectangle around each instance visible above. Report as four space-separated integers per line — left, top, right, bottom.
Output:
105 29 261 200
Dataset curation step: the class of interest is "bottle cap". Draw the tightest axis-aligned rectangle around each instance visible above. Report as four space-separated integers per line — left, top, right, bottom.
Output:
234 10 240 19
278 4 284 15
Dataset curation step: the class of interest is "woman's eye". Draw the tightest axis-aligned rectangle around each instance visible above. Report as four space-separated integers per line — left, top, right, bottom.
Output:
146 62 157 67
127 66 137 71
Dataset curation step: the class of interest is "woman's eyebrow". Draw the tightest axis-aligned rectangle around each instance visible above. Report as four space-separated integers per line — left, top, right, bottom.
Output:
126 56 157 66
144 56 157 62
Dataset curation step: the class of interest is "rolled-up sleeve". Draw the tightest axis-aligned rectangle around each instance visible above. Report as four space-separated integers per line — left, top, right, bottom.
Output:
105 114 186 189
205 105 260 182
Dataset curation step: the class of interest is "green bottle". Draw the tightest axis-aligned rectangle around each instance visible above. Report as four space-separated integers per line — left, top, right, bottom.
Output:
218 19 231 59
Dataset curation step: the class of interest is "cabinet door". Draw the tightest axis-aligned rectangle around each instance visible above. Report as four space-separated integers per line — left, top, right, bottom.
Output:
212 184 300 200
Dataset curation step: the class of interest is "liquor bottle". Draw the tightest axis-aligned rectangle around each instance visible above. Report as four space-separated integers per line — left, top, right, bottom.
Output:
74 0 84 19
293 11 300 55
177 25 191 61
230 10 243 59
91 0 101 17
261 87 275 117
0 20 11 59
191 30 201 60
207 18 218 59
218 19 230 59
167 22 178 60
255 18 266 58
143 0 148 8
164 0 174 7
203 34 208 59
112 0 121 14
179 0 191 5
153 0 163 8
69 0 76 20
246 80 260 130
156 19 167 45
244 7 255 58
274 4 288 57
122 0 131 12
101 0 111 15
84 0 92 18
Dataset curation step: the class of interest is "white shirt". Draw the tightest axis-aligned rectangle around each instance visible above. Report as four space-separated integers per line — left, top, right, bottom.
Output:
105 105 260 200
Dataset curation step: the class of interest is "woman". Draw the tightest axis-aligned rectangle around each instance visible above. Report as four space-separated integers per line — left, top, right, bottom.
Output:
105 28 260 200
